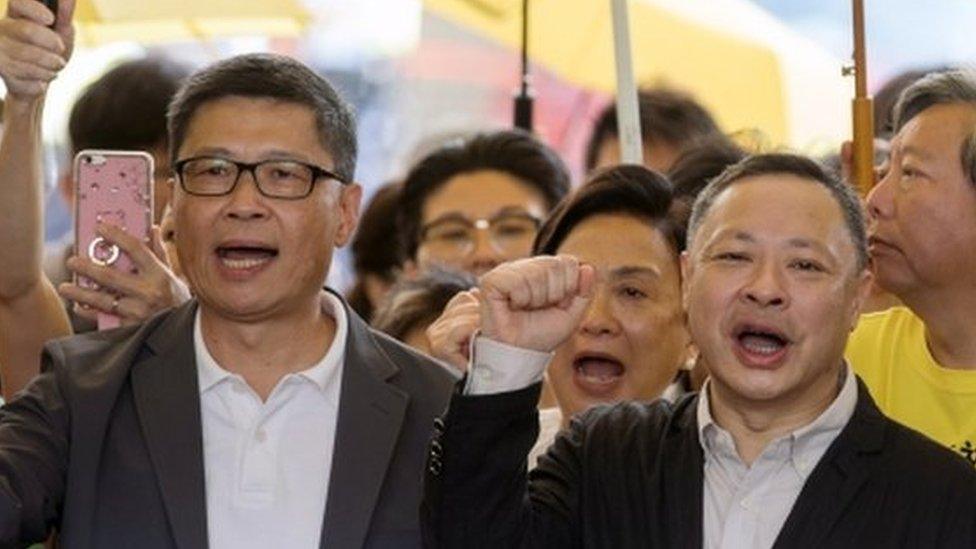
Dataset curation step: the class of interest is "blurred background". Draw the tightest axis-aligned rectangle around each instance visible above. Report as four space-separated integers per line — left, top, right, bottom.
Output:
1 0 972 287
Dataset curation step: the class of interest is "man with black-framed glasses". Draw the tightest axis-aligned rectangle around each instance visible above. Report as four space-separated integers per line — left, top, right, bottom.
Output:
0 50 456 548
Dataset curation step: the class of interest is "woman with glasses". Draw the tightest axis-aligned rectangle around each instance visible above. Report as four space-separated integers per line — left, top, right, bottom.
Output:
397 130 571 277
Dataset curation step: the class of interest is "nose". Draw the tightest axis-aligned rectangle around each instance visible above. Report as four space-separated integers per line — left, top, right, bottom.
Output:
579 286 619 337
741 260 789 309
866 167 896 222
225 169 269 221
466 227 504 274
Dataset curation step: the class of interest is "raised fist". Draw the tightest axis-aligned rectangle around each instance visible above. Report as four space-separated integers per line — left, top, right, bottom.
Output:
478 255 595 352
0 0 75 99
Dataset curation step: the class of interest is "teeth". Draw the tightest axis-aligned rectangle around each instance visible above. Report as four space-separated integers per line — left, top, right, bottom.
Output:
220 256 271 270
576 369 620 385
741 335 785 356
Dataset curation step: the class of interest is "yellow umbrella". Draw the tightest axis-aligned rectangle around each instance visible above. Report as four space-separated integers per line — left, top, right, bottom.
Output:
424 0 850 148
0 0 312 45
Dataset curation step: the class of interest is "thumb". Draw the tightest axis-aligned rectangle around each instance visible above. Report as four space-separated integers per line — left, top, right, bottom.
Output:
578 264 596 299
150 226 171 265
55 0 76 56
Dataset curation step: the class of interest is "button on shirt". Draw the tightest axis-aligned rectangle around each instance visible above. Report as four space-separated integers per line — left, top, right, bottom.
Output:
194 292 347 549
698 365 857 549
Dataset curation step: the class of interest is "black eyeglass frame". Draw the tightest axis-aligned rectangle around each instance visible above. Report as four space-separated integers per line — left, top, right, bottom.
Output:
173 156 349 200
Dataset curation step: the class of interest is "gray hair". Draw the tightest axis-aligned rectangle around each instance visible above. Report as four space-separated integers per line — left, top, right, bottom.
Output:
168 53 357 182
687 153 869 271
893 69 976 185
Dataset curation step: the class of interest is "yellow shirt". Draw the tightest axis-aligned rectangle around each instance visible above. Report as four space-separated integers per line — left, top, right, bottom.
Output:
846 307 976 468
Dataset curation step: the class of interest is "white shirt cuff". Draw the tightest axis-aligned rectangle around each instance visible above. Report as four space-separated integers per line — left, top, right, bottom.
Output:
463 336 552 395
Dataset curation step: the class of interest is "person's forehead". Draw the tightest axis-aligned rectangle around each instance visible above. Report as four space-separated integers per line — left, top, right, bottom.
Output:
898 103 976 154
557 214 675 273
422 169 547 220
180 97 328 159
702 175 846 243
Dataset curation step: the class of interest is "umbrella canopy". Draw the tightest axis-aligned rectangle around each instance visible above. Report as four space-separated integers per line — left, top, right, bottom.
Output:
0 0 312 45
424 0 850 148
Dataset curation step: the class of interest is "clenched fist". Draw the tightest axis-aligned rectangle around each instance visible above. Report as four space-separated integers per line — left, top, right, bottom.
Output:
0 0 76 100
426 289 481 373
478 255 595 352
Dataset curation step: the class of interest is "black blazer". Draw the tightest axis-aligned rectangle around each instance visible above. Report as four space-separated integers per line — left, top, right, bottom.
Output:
422 380 976 548
0 294 456 548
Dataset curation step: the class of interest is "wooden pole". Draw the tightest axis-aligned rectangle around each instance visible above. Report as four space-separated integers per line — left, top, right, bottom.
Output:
851 0 875 195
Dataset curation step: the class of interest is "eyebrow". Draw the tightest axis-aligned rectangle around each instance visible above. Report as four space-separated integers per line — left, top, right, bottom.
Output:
608 265 661 279
425 207 536 226
899 144 935 161
709 230 834 255
185 147 318 164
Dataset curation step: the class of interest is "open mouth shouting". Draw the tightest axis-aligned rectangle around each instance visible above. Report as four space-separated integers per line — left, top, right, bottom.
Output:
214 240 279 279
730 322 793 369
572 351 626 396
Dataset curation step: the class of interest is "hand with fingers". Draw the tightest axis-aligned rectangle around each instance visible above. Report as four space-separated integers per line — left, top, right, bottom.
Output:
427 289 482 373
478 255 596 353
0 0 75 100
59 223 191 326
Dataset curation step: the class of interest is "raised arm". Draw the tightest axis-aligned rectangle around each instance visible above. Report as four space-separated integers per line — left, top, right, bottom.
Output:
421 256 596 547
0 0 76 400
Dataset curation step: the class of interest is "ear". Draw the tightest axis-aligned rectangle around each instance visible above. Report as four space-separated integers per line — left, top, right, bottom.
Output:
679 250 693 312
848 267 875 331
401 259 420 280
333 182 362 248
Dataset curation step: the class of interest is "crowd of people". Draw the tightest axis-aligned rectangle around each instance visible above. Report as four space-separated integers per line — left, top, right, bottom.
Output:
0 0 974 547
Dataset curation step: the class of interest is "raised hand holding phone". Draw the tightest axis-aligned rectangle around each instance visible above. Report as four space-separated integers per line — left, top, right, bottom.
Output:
71 151 154 330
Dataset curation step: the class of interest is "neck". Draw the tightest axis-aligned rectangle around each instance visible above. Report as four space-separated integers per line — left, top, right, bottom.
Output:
200 293 336 399
904 287 976 370
707 366 842 466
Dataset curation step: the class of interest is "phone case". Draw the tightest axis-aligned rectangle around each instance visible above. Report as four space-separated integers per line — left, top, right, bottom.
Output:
73 150 154 330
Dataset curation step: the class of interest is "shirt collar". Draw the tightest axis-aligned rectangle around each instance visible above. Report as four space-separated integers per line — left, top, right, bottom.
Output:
696 362 858 466
194 291 349 395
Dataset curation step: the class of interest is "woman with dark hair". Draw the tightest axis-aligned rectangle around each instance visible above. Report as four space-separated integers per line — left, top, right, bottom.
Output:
346 183 404 321
429 165 690 464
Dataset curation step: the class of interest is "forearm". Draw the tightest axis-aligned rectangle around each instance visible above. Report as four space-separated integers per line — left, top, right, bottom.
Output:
0 96 46 299
422 383 578 548
0 277 70 400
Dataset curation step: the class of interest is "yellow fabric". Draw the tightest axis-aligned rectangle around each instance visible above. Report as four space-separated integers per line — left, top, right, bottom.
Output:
424 0 787 145
0 0 311 45
846 307 976 467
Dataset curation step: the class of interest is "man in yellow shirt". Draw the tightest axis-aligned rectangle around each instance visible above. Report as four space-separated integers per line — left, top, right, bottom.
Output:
846 70 976 467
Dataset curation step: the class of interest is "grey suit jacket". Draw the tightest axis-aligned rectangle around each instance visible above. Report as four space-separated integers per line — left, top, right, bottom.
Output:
0 294 455 548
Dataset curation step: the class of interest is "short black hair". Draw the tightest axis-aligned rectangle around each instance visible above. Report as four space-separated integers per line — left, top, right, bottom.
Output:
69 57 191 154
347 182 404 320
534 164 685 258
667 138 747 232
372 267 476 342
687 153 868 270
892 69 976 186
584 87 721 172
398 129 570 261
168 53 357 181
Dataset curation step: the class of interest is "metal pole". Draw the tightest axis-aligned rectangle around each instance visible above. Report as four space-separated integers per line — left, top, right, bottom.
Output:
610 0 643 165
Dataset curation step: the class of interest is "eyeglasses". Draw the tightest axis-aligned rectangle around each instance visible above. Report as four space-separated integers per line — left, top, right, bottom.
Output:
420 212 542 257
174 156 347 200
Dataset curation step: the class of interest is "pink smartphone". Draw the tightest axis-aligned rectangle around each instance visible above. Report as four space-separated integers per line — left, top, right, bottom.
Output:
73 150 154 330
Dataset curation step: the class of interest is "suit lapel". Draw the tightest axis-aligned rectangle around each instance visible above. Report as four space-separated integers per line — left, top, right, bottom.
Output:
131 302 209 549
320 306 408 549
773 380 885 548
661 395 705 549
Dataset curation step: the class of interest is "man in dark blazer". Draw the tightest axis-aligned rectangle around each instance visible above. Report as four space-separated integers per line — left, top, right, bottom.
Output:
0 19 454 548
422 155 976 548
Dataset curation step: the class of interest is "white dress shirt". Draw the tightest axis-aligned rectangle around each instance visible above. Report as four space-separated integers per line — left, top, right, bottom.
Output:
466 336 858 549
698 366 857 549
194 292 347 549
